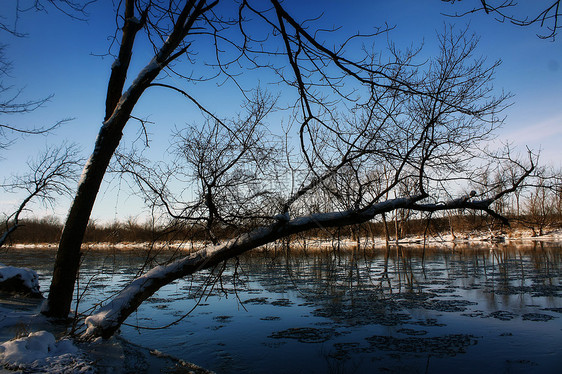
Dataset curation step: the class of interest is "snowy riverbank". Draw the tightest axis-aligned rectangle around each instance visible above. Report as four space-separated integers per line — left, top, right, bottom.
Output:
0 264 212 373
5 227 562 252
0 298 213 373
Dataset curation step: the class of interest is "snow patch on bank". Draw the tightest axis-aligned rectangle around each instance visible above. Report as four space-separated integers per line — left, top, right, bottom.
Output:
0 331 93 373
0 299 211 373
0 264 40 291
0 263 42 297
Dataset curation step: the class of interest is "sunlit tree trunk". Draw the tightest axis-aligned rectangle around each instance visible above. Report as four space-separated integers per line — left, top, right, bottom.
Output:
42 3 148 317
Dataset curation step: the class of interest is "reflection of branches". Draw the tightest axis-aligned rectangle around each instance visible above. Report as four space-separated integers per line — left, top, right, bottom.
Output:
85 186 538 338
122 263 228 332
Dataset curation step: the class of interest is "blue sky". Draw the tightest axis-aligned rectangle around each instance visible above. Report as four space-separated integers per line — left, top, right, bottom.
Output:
1 0 561 222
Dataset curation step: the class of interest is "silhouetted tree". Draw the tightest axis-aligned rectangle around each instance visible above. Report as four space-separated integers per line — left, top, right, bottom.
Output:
0 143 82 247
26 0 538 330
81 24 534 338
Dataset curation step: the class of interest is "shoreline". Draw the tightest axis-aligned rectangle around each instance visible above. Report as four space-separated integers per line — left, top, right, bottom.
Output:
5 228 562 251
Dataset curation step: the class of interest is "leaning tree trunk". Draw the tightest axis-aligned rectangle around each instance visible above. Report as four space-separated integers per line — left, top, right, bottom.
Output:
42 0 209 319
41 1 146 319
81 193 515 340
42 59 163 317
42 16 149 318
42 121 126 317
43 60 165 318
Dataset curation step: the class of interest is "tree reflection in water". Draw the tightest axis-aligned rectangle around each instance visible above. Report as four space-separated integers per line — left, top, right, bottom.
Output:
1 243 560 373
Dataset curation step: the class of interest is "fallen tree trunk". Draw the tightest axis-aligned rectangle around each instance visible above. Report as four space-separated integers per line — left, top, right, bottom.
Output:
81 193 510 340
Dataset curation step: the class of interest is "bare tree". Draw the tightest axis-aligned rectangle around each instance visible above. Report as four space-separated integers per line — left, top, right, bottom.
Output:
79 26 535 339
29 0 534 330
515 167 562 236
114 90 282 244
1 11 78 240
0 143 82 247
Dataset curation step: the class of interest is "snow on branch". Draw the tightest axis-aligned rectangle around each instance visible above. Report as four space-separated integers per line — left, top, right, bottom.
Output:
81 189 519 340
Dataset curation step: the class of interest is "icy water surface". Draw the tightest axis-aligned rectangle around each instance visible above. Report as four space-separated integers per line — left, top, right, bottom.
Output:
1 242 561 373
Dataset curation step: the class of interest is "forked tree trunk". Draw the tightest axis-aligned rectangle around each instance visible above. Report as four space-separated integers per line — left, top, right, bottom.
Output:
42 3 147 319
43 65 162 317
43 59 164 319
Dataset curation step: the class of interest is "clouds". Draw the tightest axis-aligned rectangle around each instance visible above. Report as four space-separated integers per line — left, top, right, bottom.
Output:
504 115 562 144
496 113 562 166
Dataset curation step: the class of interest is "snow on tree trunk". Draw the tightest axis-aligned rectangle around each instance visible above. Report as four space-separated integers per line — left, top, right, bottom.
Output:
42 116 128 318
43 0 208 319
83 197 429 339
78 187 522 339
43 59 164 318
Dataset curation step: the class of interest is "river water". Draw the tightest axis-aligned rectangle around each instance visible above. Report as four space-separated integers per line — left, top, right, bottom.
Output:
1 242 561 373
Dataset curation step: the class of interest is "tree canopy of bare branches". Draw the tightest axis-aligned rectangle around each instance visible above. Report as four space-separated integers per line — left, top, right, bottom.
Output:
10 0 533 340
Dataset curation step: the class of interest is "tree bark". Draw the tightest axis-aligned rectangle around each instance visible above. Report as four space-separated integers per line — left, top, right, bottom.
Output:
42 123 125 317
42 0 210 319
43 67 162 317
83 195 427 339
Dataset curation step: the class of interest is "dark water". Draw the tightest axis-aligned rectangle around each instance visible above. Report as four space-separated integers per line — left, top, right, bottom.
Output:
1 242 561 373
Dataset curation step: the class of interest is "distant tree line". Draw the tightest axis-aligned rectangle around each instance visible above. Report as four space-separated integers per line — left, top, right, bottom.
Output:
4 180 561 246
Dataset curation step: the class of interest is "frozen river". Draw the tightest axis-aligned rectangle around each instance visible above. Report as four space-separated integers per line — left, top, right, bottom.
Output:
1 242 561 373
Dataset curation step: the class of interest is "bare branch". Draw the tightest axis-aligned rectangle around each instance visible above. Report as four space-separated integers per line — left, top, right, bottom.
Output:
443 0 562 39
